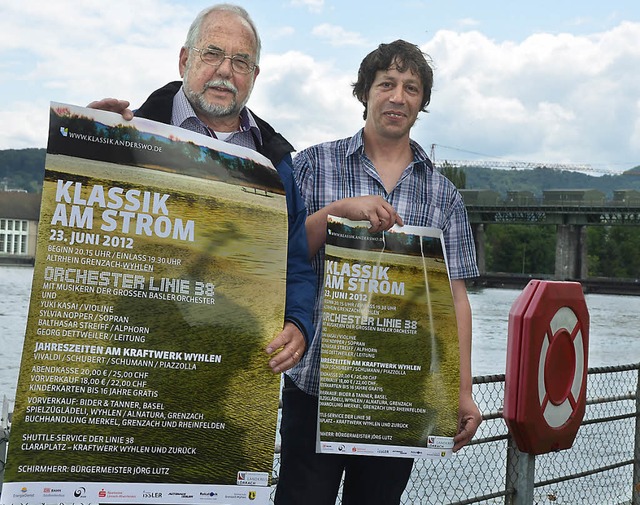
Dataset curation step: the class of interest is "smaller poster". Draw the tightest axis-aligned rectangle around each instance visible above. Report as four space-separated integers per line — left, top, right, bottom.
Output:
317 217 460 459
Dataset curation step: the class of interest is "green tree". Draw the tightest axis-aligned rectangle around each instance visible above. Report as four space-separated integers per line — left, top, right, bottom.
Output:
588 226 640 278
485 224 556 274
0 148 45 192
586 227 607 277
439 161 466 189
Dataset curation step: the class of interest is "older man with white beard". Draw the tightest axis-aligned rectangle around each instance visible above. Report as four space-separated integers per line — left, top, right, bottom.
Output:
89 3 315 373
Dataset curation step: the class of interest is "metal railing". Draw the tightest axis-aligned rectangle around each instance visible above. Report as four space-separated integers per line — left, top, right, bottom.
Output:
272 363 640 504
2 364 639 504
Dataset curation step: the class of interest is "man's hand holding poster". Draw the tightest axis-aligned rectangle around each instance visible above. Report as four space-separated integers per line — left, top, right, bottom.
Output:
317 216 460 459
1 104 286 505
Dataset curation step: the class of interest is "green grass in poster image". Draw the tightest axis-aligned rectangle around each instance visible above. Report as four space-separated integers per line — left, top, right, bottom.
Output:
6 156 286 484
320 247 460 446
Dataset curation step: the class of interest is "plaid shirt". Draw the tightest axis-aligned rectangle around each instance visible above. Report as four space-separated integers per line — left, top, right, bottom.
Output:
287 129 479 396
171 86 262 150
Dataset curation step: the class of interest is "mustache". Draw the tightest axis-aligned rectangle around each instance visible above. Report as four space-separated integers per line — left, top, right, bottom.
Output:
204 79 238 95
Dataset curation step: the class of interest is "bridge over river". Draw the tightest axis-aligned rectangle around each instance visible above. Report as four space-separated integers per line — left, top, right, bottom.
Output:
461 195 640 289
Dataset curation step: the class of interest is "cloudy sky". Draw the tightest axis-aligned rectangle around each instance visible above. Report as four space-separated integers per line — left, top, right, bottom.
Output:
1 0 639 174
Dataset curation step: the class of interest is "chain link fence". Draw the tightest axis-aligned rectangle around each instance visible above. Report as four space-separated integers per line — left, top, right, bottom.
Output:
272 363 640 504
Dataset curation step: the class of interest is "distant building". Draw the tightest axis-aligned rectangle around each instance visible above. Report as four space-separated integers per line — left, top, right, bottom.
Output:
0 191 41 265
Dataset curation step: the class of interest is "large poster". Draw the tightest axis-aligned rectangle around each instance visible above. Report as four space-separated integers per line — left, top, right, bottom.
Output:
317 217 459 459
1 104 287 505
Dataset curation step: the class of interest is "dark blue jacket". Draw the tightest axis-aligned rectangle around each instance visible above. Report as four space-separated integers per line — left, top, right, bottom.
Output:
135 81 315 344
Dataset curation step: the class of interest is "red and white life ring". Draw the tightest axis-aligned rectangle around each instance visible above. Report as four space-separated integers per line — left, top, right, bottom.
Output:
538 306 586 428
504 280 589 455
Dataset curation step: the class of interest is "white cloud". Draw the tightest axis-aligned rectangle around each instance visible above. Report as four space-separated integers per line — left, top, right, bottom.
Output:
421 22 640 168
311 24 367 47
290 0 324 13
270 26 296 39
249 51 362 150
0 0 188 149
457 18 480 28
632 99 640 153
0 103 48 149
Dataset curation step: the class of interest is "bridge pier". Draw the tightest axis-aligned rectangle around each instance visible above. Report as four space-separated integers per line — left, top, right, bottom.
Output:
555 224 587 280
470 223 588 281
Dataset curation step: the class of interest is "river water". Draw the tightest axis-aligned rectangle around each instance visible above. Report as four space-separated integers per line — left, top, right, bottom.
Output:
0 265 638 401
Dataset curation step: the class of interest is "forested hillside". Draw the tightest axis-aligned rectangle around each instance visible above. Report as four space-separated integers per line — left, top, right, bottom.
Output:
0 148 46 192
463 165 640 197
2 147 638 196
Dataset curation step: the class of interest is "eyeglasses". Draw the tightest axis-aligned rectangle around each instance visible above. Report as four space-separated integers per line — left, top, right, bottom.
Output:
191 47 257 74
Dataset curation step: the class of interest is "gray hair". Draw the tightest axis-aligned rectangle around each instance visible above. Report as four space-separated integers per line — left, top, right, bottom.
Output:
184 4 262 63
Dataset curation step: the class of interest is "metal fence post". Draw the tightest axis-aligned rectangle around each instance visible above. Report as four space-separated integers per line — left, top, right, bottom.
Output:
633 367 640 505
505 436 535 505
0 395 10 496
